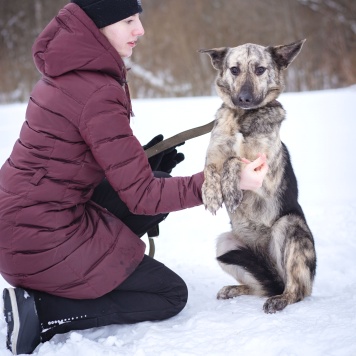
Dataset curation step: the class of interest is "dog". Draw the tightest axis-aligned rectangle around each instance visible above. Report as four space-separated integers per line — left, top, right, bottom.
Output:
200 39 316 313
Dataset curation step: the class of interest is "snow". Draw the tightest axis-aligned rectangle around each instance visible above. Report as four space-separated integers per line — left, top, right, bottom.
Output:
1 86 356 355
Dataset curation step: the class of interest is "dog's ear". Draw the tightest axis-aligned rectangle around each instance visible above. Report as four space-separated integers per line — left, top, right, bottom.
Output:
268 39 306 70
199 47 229 70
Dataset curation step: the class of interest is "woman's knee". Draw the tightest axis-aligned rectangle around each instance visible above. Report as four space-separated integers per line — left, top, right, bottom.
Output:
166 274 188 317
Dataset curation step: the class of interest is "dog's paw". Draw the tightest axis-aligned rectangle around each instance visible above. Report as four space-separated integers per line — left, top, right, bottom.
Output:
263 295 289 314
202 181 223 214
202 166 223 214
217 285 250 299
217 285 237 299
223 188 243 214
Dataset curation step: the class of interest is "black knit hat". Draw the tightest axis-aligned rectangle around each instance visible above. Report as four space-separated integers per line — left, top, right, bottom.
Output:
71 0 143 28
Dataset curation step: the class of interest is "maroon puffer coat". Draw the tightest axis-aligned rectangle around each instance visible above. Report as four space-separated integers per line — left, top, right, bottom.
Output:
0 4 204 299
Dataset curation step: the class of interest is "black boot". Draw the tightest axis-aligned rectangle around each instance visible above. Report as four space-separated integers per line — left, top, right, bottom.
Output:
3 287 41 355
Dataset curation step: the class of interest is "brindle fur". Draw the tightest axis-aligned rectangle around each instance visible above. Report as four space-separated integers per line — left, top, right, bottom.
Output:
200 40 316 313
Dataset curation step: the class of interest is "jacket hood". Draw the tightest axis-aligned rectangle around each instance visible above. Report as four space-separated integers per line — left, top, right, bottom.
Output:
32 3 126 81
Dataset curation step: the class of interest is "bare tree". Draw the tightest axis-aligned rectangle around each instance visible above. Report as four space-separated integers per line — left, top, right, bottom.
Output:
0 0 355 103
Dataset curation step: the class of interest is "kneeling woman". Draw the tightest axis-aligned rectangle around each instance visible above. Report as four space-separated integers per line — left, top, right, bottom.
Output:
0 0 268 354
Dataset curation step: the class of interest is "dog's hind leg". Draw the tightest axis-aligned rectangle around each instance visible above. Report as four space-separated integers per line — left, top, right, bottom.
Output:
217 284 253 299
264 215 316 313
216 232 283 299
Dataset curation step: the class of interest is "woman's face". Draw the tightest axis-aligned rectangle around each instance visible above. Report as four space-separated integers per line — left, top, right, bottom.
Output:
100 14 145 58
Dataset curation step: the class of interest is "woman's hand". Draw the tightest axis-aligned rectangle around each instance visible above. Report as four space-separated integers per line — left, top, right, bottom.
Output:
143 135 185 173
239 153 268 191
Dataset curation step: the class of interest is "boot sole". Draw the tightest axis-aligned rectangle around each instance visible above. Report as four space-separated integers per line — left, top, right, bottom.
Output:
3 288 20 355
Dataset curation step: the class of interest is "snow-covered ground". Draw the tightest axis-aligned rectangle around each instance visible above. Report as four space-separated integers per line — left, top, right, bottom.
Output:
0 86 356 355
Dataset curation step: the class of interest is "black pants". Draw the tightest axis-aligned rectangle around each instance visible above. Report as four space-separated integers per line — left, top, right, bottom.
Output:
33 173 188 342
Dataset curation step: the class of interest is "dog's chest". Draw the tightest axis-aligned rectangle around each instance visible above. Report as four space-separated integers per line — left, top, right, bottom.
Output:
231 192 280 226
215 107 279 159
233 132 244 155
217 108 284 231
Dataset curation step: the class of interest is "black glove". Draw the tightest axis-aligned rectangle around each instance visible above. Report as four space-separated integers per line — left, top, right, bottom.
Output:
143 134 185 174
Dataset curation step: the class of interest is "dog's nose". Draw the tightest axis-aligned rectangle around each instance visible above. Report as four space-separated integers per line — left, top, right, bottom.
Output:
238 91 253 104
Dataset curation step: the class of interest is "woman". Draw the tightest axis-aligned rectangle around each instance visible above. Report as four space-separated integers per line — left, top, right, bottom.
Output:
0 1 268 354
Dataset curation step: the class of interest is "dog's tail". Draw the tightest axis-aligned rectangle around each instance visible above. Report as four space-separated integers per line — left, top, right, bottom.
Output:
217 247 285 296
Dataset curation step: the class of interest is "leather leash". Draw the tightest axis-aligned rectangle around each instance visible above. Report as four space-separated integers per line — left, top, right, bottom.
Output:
144 119 215 159
144 119 215 257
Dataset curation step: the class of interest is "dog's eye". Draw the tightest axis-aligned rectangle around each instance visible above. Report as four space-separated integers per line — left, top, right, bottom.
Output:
255 67 266 76
230 67 240 76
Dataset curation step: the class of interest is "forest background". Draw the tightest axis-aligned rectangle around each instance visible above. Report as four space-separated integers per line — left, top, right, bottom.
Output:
1 0 355 103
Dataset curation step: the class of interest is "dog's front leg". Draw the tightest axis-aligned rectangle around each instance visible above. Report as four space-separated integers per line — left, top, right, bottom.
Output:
202 111 239 214
263 215 316 314
202 163 223 215
221 157 243 214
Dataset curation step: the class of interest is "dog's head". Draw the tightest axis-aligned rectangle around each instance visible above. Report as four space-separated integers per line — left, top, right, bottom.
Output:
199 40 305 110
